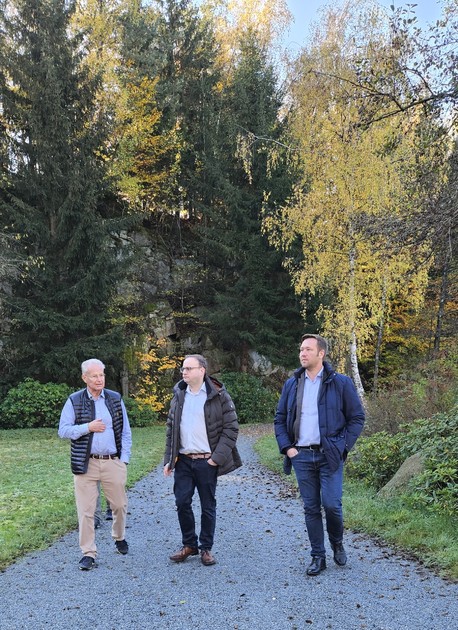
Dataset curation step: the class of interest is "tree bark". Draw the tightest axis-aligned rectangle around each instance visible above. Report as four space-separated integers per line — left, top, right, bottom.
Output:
348 246 366 405
433 235 451 355
373 277 387 394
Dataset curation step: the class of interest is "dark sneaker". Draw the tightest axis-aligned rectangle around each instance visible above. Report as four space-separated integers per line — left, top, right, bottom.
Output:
115 539 129 555
200 549 216 566
94 516 102 529
105 508 113 521
79 556 96 571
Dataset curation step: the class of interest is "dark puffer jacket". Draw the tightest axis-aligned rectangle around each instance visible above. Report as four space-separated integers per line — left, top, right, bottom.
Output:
164 375 242 477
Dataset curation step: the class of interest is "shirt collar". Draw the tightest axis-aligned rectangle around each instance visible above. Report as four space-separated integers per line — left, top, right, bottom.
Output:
87 388 105 400
186 382 207 395
305 367 323 381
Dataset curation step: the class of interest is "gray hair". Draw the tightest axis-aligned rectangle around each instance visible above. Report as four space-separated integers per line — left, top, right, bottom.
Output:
81 358 105 374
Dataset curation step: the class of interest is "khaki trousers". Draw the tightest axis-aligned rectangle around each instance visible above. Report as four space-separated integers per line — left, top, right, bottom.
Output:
74 457 128 558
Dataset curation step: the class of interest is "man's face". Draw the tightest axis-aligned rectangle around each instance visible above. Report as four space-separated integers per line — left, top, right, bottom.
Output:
82 365 105 396
299 338 324 372
181 358 205 389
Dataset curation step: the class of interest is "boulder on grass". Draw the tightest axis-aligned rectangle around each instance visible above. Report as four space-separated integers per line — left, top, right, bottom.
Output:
377 452 424 498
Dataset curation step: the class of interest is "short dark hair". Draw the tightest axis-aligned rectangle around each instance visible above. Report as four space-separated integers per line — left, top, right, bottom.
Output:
183 354 207 370
301 334 328 355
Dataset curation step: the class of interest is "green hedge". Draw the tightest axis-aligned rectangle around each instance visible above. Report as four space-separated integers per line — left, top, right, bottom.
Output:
0 378 72 429
124 398 159 427
0 379 159 430
220 371 278 424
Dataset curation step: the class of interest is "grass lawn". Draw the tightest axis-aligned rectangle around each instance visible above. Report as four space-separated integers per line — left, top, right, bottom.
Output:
0 426 165 571
254 433 458 582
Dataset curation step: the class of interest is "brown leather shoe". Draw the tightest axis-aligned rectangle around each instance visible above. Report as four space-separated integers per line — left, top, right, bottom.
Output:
200 549 216 566
169 546 198 563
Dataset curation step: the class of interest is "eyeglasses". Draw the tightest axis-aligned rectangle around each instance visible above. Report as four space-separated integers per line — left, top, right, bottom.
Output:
180 366 201 373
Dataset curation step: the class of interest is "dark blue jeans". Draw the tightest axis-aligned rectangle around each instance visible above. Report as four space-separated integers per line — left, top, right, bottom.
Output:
173 456 218 550
291 449 344 559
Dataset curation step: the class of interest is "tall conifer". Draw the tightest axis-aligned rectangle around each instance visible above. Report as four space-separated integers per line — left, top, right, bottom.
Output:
0 0 127 386
203 33 303 368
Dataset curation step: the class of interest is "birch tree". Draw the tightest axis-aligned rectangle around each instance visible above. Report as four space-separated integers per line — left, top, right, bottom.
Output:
264 2 432 398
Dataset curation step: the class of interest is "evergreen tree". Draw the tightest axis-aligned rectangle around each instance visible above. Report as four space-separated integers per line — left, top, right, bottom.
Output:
202 32 303 369
151 5 303 367
0 0 128 387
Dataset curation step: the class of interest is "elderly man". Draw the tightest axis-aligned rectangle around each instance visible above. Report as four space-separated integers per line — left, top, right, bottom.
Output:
59 358 132 570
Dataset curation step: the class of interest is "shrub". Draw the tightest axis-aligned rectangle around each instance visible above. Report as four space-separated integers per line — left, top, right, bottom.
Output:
124 397 159 427
0 378 72 429
400 407 458 459
347 406 458 519
406 457 458 518
365 347 458 435
401 406 458 518
220 371 278 424
345 431 404 490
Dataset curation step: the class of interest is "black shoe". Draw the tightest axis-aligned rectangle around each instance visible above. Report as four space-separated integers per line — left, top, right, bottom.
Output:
94 516 102 529
306 556 326 576
332 542 347 566
115 539 129 555
79 556 96 571
105 508 113 521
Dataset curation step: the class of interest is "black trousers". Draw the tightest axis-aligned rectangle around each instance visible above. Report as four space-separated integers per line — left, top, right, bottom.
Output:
173 456 218 550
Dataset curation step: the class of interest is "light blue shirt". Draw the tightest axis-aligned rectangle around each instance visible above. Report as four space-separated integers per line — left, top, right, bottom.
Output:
297 368 323 446
179 383 210 454
58 389 132 463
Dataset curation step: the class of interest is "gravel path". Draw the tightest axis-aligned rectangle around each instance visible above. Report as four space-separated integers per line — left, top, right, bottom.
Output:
1 434 457 630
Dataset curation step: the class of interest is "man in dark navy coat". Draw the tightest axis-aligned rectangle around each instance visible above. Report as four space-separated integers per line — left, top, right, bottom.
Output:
275 334 365 576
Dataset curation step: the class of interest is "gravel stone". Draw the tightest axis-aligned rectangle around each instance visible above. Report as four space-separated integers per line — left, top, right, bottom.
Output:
1 435 457 630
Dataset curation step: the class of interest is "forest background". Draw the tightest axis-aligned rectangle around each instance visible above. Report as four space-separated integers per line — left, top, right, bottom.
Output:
1 0 457 577
0 0 457 428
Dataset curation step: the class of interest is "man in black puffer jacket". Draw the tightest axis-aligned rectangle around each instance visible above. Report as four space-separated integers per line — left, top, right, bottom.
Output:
164 354 242 566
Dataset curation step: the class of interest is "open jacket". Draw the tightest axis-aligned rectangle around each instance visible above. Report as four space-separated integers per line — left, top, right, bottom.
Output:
164 375 242 477
274 362 365 473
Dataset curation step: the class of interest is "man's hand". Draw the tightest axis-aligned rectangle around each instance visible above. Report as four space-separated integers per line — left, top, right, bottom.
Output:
164 463 173 477
88 419 106 433
286 447 298 458
207 458 217 466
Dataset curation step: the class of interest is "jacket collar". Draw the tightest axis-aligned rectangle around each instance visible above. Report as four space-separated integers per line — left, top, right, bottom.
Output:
175 374 223 399
294 361 334 382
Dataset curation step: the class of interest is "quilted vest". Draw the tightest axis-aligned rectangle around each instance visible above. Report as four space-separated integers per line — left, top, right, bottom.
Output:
69 388 124 474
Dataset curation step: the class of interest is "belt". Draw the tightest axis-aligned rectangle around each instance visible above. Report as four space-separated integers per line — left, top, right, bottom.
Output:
182 453 212 460
297 444 322 451
90 454 118 460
